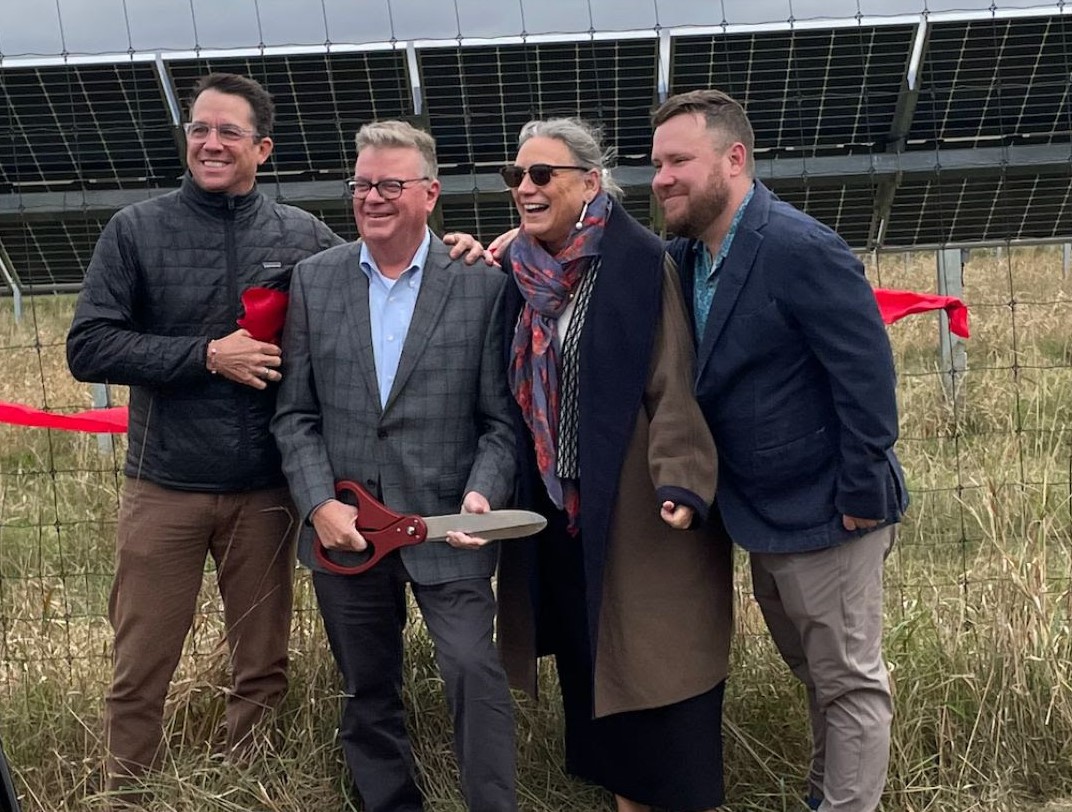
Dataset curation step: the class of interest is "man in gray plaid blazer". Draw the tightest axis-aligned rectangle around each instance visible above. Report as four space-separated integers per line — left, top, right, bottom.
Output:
271 121 517 812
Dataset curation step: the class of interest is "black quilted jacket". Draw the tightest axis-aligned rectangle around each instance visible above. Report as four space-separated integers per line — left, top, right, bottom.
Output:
67 176 342 492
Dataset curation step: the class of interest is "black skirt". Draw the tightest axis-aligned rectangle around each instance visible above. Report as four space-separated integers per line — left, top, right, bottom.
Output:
536 522 726 811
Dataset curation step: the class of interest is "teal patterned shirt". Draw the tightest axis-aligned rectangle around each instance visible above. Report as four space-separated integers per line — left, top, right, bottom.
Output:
693 183 756 343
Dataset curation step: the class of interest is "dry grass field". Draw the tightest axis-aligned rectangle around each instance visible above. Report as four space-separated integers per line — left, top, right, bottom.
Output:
0 244 1070 810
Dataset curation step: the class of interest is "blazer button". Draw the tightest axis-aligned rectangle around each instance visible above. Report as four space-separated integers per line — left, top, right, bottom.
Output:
377 428 388 439
365 478 376 489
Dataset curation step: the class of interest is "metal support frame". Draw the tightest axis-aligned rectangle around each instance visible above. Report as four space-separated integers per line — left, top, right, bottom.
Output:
0 242 23 323
868 19 928 250
90 384 114 455
937 248 967 401
5 142 1067 221
656 29 672 103
154 53 187 169
405 41 424 117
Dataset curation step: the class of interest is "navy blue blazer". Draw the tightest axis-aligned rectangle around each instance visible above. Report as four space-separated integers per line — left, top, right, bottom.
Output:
669 181 907 554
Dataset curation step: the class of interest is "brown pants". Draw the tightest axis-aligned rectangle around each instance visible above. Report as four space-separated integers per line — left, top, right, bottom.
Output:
105 479 296 790
751 525 896 812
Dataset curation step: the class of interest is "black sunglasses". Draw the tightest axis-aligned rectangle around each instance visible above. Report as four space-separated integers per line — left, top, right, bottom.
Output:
500 163 590 188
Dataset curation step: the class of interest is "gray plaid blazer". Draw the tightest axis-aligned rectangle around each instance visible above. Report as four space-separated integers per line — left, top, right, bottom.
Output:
271 236 516 584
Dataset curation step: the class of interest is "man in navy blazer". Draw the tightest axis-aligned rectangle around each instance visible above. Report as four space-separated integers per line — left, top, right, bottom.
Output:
652 90 908 812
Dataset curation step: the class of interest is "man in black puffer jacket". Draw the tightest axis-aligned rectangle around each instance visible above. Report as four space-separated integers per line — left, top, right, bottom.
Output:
66 72 342 799
69 73 485 801
68 73 487 801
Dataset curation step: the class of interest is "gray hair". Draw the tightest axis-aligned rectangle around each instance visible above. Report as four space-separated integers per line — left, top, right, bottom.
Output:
354 120 439 179
517 118 623 199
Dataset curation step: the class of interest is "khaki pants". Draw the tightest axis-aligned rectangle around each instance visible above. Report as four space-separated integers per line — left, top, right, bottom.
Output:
751 525 896 812
104 479 296 791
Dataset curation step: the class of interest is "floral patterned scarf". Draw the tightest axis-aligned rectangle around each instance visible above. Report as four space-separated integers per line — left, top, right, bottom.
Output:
508 191 610 532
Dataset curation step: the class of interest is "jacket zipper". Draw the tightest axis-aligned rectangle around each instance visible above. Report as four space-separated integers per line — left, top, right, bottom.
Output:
225 197 250 476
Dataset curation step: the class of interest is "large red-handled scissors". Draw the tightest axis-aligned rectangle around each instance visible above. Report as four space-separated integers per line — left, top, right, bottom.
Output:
313 480 547 576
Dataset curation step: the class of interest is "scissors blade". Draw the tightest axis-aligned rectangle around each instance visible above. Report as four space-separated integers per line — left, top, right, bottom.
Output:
422 509 547 542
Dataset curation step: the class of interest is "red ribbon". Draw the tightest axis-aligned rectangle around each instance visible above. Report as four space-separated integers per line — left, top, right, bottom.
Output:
237 287 289 344
0 403 129 433
874 288 970 338
1 286 968 434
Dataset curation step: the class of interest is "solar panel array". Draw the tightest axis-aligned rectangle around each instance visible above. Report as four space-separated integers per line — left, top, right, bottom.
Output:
168 52 412 180
672 25 918 155
910 17 1072 148
767 179 877 248
1 10 1070 288
421 40 658 171
886 170 1072 246
0 63 180 192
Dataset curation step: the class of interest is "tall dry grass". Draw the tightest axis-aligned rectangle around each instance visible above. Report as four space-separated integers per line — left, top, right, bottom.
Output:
0 245 1070 810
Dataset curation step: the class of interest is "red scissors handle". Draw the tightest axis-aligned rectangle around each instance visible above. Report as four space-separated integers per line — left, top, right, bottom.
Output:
313 480 428 576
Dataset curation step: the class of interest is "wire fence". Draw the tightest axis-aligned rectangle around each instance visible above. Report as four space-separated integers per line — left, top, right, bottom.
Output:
0 3 1071 808
0 0 1070 702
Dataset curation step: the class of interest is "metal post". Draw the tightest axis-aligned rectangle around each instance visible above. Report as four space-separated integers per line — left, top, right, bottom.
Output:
90 384 114 455
0 251 22 324
937 248 967 400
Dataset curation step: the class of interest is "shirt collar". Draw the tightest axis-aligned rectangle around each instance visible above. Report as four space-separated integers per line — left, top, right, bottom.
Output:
359 228 432 283
697 180 756 279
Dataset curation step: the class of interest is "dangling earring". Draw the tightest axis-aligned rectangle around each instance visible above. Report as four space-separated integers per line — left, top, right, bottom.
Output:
575 200 590 231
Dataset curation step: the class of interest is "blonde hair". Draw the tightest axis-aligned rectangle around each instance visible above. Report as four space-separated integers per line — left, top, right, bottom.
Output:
355 120 439 179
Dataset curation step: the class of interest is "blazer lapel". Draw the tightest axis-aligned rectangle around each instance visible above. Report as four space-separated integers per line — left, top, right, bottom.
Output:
341 240 382 414
695 184 770 381
383 238 453 411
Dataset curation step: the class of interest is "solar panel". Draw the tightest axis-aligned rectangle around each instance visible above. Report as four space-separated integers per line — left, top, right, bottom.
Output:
909 15 1072 148
672 25 916 155
0 64 181 192
293 205 358 242
168 51 411 181
0 216 110 287
619 190 654 231
883 169 1072 246
438 193 521 246
767 179 877 248
421 39 657 173
0 11 1070 287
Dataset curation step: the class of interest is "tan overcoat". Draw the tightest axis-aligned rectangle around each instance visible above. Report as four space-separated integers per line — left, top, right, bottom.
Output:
499 251 733 717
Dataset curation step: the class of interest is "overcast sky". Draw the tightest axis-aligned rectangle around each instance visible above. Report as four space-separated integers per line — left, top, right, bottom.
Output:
0 0 1053 58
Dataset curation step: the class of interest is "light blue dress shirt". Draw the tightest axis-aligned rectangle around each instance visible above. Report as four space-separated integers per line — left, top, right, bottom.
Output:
359 229 431 408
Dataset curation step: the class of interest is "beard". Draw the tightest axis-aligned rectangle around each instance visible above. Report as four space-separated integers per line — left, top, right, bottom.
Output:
661 171 730 240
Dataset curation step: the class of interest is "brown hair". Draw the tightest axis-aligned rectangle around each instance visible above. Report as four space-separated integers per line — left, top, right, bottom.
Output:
651 89 755 176
189 73 275 138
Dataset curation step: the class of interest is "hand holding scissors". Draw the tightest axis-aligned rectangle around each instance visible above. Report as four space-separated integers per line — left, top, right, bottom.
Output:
313 480 546 576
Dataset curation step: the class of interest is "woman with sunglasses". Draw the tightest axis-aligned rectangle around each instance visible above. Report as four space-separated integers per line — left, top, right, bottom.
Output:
495 118 733 812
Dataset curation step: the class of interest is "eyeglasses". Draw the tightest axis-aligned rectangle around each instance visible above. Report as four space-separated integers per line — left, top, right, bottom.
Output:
183 121 259 144
500 163 590 188
346 177 430 200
